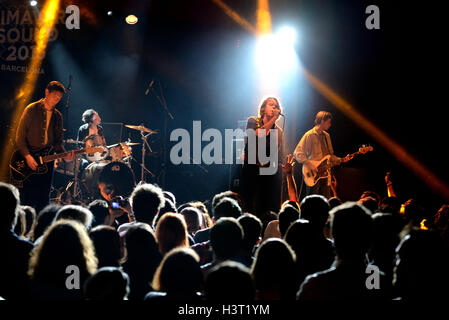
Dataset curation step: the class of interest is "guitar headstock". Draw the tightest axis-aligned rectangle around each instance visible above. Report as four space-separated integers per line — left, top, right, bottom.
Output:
358 145 373 154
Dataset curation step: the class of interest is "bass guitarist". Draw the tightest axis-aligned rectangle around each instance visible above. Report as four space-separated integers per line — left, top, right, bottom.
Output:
293 111 351 198
15 81 74 212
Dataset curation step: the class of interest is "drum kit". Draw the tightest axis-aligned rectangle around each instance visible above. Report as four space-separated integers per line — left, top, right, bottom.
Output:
54 124 157 204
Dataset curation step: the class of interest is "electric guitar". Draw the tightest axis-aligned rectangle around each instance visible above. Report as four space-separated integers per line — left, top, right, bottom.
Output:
302 146 373 187
9 146 104 182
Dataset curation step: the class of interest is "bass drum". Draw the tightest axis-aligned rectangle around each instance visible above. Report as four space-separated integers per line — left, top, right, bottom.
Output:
81 161 135 201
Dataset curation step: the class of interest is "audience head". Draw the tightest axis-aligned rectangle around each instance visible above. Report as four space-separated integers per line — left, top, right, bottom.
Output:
84 267 130 300
393 229 449 300
155 213 189 255
87 200 110 228
380 196 401 215
402 199 426 227
360 190 381 206
130 183 165 225
28 220 98 286
152 198 177 228
328 197 342 210
0 182 20 231
237 214 262 252
55 205 93 229
212 191 244 213
89 225 122 268
180 206 202 235
205 261 255 301
152 248 203 295
251 238 297 300
210 217 243 260
124 223 161 266
278 204 300 238
21 205 36 236
212 197 242 221
13 207 27 238
358 196 378 214
163 191 176 207
284 219 313 256
330 202 373 261
300 195 330 232
29 204 61 242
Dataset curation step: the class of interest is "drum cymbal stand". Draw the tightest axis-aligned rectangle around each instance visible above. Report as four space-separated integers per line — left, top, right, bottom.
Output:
63 155 83 203
139 129 155 183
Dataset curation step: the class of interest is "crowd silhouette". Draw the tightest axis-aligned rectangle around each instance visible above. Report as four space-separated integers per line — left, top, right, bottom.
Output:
1 167 449 302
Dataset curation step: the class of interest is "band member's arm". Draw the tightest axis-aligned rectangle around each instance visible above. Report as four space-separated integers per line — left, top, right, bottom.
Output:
385 172 397 198
330 175 338 198
15 107 32 158
293 134 311 165
280 154 298 203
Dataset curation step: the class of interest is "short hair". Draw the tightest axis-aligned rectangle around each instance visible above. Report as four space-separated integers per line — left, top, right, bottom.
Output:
84 266 130 300
212 191 244 212
55 205 93 229
0 182 20 230
155 213 189 255
258 97 281 119
205 261 255 301
180 207 202 235
152 198 177 228
314 111 332 125
212 197 242 221
29 204 61 242
88 200 110 228
210 217 243 260
300 195 330 230
21 205 36 236
279 205 300 238
130 183 165 224
237 214 262 251
46 81 66 94
82 109 98 124
330 202 373 260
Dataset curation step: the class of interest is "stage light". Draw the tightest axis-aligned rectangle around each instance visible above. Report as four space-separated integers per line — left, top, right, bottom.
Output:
277 26 297 45
125 14 138 25
107 11 113 16
30 0 37 6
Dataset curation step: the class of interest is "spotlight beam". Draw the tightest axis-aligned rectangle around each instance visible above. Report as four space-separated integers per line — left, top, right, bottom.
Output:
301 66 449 200
0 0 61 179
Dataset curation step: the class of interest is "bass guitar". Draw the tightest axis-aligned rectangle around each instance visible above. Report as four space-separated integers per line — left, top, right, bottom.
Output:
302 146 373 187
9 146 104 182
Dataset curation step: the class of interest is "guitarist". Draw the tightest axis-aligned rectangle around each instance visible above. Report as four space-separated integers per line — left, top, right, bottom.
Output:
15 81 74 212
293 111 351 198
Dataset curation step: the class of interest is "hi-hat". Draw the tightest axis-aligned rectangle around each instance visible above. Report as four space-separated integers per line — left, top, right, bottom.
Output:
125 124 157 134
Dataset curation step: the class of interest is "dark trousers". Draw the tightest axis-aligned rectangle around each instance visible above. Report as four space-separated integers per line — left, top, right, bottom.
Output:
239 164 281 216
20 162 55 213
306 178 332 199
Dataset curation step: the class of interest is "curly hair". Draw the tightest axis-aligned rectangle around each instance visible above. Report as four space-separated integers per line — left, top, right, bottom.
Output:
28 220 98 286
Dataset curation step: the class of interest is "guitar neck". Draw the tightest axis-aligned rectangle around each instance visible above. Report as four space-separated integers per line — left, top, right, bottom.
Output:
42 148 86 163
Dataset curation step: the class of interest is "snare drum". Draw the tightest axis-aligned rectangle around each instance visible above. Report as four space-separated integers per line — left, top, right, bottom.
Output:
109 143 132 162
84 134 108 162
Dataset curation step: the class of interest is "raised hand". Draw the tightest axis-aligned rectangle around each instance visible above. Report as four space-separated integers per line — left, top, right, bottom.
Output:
280 154 295 174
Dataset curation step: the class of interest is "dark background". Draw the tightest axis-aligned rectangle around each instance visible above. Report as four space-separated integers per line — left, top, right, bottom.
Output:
0 0 444 213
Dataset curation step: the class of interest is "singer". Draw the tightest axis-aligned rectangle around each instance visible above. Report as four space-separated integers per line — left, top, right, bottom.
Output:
239 97 283 218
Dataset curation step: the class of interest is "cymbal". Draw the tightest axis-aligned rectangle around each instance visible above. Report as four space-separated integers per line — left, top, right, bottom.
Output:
64 139 84 144
125 124 157 134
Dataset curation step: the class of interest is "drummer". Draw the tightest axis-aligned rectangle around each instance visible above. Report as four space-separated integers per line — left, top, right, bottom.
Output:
77 109 108 170
77 109 105 143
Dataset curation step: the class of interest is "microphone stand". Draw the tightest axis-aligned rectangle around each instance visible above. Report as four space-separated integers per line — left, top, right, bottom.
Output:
64 75 72 139
140 129 155 182
147 80 174 188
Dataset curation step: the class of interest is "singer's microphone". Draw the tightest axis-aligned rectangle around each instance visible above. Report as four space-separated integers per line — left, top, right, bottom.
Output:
68 75 72 90
145 80 154 95
279 112 285 116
